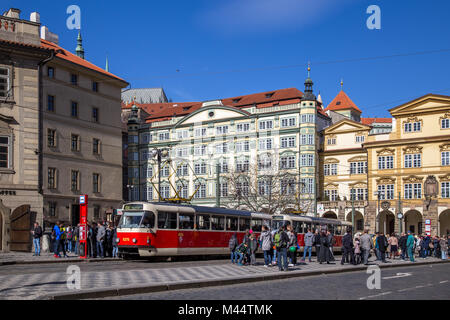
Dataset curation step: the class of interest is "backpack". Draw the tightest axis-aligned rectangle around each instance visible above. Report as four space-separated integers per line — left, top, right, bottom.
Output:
67 230 73 240
228 237 237 251
274 231 287 248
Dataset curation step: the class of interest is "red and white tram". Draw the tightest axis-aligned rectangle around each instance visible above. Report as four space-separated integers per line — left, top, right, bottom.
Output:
116 202 351 258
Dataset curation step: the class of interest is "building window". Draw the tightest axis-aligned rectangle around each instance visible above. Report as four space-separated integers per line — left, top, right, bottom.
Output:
47 67 55 78
281 156 296 169
404 183 422 199
219 182 228 197
47 129 56 148
258 156 272 170
176 184 189 199
324 190 338 201
281 179 296 195
300 178 314 194
194 128 207 137
177 164 188 176
442 119 450 129
146 186 154 201
324 164 337 176
350 162 367 174
442 182 450 198
378 185 394 200
48 168 57 189
442 152 450 166
302 134 314 145
236 123 250 132
356 135 365 143
176 147 189 158
71 74 78 86
93 173 100 193
49 202 57 217
235 141 250 152
71 170 80 191
351 188 368 201
216 125 229 135
327 138 336 145
92 107 99 123
378 156 394 170
92 81 99 92
194 183 206 199
216 143 228 154
258 180 272 196
94 206 101 220
301 114 315 124
218 161 228 173
281 137 295 148
404 122 421 133
93 138 100 155
281 117 296 128
236 181 249 196
71 101 78 117
259 138 273 150
0 67 11 98
194 163 207 175
177 130 189 140
301 154 314 167
47 95 55 112
236 159 249 172
158 132 170 141
259 120 273 131
194 145 207 156
405 154 421 168
71 134 80 151
0 136 11 169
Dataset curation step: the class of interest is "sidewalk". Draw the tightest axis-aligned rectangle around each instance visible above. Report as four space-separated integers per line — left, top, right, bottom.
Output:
0 255 447 300
0 252 120 266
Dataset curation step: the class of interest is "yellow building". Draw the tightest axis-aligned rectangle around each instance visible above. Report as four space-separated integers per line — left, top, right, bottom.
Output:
319 92 450 237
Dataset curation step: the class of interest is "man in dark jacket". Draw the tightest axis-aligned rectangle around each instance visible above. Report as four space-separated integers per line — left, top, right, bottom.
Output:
318 230 331 264
377 232 389 263
313 229 321 262
274 225 290 271
32 222 43 256
399 233 408 260
341 228 354 265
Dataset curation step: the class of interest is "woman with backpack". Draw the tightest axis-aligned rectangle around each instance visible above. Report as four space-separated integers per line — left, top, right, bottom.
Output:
66 226 73 254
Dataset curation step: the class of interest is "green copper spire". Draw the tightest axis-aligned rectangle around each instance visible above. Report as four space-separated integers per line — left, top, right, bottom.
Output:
105 56 109 72
76 30 85 59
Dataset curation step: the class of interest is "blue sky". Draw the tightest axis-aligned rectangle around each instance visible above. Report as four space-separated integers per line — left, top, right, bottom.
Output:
5 0 450 117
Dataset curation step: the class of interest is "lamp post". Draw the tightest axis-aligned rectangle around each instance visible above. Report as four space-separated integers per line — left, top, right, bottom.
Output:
374 190 384 233
151 148 170 202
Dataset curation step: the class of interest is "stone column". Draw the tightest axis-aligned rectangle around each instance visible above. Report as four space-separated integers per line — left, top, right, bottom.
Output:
423 200 438 236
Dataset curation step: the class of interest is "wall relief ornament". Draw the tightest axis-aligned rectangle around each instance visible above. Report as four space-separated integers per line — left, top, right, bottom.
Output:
376 148 395 156
402 175 424 183
439 143 450 152
403 116 422 125
439 173 450 182
348 156 367 162
324 158 340 164
376 177 396 185
403 145 423 154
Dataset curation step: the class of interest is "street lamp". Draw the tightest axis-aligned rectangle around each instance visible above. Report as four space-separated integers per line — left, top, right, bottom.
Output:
374 190 385 233
151 148 170 202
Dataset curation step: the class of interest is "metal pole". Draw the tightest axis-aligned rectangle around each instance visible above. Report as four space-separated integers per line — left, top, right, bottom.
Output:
352 188 355 237
158 152 161 202
216 163 220 208
398 191 402 234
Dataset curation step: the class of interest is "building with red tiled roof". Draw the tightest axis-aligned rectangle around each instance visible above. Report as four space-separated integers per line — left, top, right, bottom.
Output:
325 90 362 122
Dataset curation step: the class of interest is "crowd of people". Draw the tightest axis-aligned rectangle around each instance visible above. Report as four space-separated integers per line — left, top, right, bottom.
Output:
228 223 450 270
31 221 119 259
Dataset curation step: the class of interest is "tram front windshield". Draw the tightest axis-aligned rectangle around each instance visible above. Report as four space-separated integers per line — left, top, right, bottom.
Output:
272 219 286 231
119 211 155 229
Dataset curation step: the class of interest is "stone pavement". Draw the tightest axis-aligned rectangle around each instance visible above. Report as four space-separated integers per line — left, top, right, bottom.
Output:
0 255 447 300
0 252 119 265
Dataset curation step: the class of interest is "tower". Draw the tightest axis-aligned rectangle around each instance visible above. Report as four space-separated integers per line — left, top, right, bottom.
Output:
299 64 318 217
75 31 85 59
127 98 140 201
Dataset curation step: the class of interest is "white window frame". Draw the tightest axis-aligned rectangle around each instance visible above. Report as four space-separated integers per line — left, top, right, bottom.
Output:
442 151 450 166
0 67 11 99
259 120 273 131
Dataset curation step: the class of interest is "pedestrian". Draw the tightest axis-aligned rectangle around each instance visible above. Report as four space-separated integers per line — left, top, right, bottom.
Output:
374 232 381 261
243 229 251 265
235 242 249 266
399 233 407 260
53 221 63 258
105 224 113 257
389 233 398 259
377 232 388 263
318 228 332 264
248 233 258 266
287 225 298 267
274 225 289 271
302 228 314 262
112 226 119 258
96 222 106 258
327 230 335 262
313 229 321 262
73 224 79 255
354 237 361 265
432 236 440 258
89 222 97 258
259 225 273 267
228 232 238 264
31 222 43 256
341 227 354 265
406 231 415 262
66 226 73 254
440 236 448 260
360 229 373 265
270 227 278 266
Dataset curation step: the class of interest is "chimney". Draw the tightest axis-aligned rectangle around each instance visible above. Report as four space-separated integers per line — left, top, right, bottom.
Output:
4 8 21 19
40 25 59 44
30 12 40 23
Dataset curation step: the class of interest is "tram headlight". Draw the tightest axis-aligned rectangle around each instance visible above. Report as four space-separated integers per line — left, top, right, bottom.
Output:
132 238 137 244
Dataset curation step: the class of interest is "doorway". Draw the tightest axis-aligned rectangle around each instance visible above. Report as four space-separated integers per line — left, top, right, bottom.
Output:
71 204 80 226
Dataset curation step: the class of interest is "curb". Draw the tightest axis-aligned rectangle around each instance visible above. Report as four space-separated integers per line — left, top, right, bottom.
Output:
0 258 122 266
42 259 450 300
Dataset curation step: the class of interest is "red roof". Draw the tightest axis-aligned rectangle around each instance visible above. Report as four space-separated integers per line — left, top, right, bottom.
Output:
137 88 328 124
41 39 126 83
325 90 362 113
361 118 392 125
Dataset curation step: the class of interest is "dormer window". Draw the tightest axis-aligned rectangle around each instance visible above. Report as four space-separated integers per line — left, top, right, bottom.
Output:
336 101 341 106
233 98 242 104
265 93 275 99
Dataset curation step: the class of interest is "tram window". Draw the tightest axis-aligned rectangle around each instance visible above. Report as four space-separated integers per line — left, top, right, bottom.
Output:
305 223 312 233
179 214 195 230
157 211 177 229
292 221 301 234
211 216 225 230
328 225 335 235
336 225 342 235
314 223 320 233
196 215 210 230
226 217 238 231
251 219 262 232
141 212 155 228
239 218 251 231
